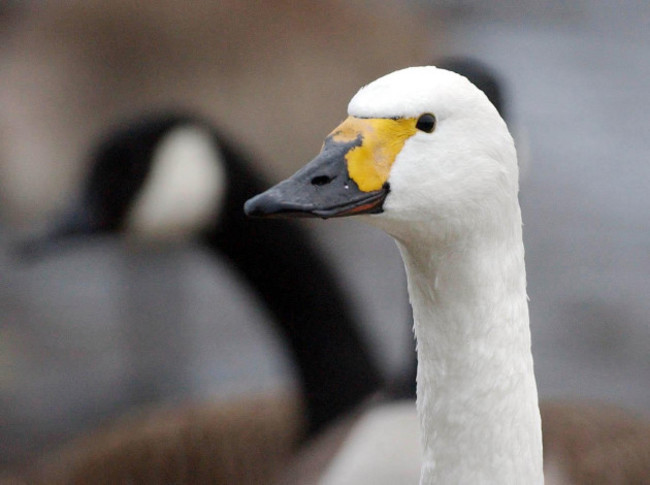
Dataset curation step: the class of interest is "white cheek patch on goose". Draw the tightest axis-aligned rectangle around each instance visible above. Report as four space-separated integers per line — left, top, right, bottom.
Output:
327 116 417 192
126 125 226 239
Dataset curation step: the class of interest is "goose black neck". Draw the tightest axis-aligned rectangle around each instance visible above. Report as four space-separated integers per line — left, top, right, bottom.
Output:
203 139 382 437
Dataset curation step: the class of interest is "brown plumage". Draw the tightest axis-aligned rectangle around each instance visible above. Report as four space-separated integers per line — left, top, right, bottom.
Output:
542 400 650 485
5 392 304 485
4 394 650 485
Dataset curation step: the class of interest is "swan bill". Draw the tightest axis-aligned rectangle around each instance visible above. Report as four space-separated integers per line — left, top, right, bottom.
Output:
243 124 392 219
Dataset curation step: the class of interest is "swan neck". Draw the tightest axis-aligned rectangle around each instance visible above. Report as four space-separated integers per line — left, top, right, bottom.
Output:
397 222 543 484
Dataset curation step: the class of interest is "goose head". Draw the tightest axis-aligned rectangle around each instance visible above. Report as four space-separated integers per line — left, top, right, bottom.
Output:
120 119 227 240
81 114 227 241
244 66 519 239
17 114 229 256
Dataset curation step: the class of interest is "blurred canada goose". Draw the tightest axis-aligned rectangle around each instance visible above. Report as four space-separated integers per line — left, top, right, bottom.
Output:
18 112 381 438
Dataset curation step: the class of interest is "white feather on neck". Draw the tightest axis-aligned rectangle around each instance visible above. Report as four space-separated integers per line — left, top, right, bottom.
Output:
370 160 543 483
349 66 544 484
394 213 542 484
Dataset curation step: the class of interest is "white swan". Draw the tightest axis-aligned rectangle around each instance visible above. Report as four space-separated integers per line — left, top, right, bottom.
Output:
245 65 544 483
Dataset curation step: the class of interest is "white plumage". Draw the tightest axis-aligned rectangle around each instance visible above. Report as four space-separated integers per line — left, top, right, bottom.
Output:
352 66 542 484
246 65 544 483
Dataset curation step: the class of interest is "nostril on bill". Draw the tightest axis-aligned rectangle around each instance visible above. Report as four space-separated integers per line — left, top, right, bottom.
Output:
311 175 334 186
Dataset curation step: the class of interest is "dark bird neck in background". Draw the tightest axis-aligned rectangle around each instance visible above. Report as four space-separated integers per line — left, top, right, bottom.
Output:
201 135 382 438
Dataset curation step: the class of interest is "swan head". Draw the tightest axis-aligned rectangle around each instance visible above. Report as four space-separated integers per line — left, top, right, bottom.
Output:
244 66 519 236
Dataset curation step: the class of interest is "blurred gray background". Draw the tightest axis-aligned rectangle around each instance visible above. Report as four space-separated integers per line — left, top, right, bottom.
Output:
1 0 649 469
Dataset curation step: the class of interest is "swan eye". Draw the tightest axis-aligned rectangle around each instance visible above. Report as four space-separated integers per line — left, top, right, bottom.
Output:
415 113 436 133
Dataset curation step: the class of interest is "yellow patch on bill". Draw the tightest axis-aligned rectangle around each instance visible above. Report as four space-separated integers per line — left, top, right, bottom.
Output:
329 116 417 192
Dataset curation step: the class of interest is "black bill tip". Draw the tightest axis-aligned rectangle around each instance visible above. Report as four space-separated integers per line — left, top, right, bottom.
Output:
244 183 388 220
